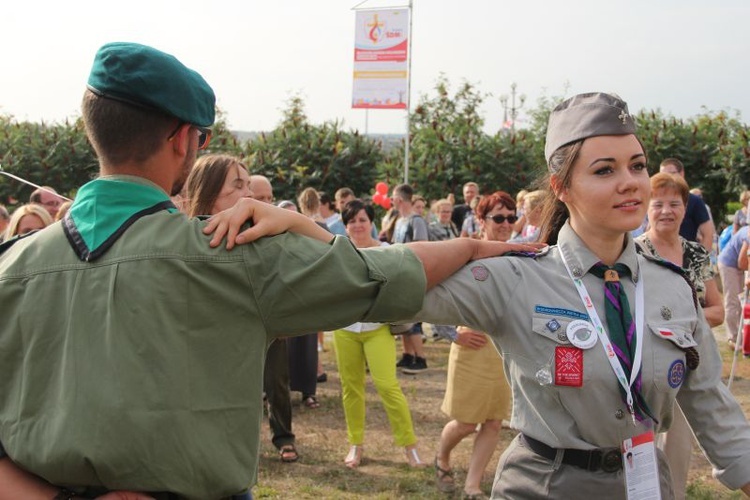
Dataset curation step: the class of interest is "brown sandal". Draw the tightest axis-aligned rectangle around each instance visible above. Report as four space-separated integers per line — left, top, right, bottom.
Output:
434 456 455 493
279 444 299 463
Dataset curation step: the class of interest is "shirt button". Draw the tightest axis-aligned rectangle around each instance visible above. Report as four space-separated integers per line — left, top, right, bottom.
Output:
615 409 625 420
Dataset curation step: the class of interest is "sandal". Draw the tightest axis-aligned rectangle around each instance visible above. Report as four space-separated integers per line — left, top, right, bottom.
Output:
279 444 299 463
303 395 320 409
434 456 455 493
405 446 426 468
345 445 363 469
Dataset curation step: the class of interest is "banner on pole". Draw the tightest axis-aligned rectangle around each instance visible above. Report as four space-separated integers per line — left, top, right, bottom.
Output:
352 8 409 109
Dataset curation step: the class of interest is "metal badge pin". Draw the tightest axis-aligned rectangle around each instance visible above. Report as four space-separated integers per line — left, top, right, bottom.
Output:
618 109 629 124
566 319 598 350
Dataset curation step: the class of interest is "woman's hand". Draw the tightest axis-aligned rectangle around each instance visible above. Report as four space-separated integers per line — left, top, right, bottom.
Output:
454 326 487 350
203 198 331 249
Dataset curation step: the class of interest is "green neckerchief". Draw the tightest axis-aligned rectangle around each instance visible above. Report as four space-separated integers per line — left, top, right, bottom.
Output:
64 176 177 261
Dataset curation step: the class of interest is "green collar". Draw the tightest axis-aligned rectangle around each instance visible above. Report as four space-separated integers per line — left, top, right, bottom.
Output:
63 176 177 261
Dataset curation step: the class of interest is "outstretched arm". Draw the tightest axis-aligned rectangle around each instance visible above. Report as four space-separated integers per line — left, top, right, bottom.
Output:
407 239 543 290
203 197 544 289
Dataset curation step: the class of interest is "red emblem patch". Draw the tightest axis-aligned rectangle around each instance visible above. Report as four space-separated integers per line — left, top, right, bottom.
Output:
555 346 583 387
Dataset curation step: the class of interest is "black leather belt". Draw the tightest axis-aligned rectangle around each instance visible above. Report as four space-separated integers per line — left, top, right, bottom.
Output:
522 434 622 473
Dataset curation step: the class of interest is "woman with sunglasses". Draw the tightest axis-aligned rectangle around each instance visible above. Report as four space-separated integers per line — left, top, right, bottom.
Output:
419 93 750 498
434 191 515 499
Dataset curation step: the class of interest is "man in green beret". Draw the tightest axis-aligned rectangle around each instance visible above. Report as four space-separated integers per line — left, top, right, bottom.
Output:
0 43 532 498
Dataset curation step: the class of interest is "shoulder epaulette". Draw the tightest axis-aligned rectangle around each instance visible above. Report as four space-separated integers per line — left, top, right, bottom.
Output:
639 252 698 310
505 245 551 259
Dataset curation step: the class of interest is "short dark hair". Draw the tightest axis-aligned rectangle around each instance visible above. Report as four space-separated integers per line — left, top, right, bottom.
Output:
82 89 175 166
341 199 374 225
318 191 335 211
393 183 414 202
660 157 684 173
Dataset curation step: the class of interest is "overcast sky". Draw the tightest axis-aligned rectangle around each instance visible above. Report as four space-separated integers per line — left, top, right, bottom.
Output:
2 0 748 135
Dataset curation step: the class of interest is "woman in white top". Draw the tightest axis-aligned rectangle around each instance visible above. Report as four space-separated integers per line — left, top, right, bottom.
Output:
332 199 425 469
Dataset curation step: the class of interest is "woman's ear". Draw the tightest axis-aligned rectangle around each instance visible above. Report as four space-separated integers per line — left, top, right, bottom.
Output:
550 174 568 203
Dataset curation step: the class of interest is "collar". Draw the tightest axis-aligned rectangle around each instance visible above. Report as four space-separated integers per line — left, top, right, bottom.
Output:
557 221 640 282
63 175 177 261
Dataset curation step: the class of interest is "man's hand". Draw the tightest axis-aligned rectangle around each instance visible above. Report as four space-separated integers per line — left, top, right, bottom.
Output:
454 326 487 350
469 240 546 261
202 198 331 249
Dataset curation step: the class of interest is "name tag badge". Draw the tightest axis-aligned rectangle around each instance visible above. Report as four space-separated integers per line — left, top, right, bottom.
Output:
622 431 662 500
554 346 583 387
566 319 598 350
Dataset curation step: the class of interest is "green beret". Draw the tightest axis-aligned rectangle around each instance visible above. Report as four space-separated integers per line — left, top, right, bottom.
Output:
545 92 636 167
87 42 215 127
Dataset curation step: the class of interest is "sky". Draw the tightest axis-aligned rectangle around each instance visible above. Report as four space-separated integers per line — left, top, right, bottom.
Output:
2 0 749 135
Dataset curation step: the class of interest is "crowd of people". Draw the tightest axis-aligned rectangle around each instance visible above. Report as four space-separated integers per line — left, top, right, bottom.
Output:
2 41 750 500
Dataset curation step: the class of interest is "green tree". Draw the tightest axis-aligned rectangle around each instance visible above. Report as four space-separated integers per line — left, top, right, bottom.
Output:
381 76 543 202
637 109 750 224
244 95 383 202
0 115 96 205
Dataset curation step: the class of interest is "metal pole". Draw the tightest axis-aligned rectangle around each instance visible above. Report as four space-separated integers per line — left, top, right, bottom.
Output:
0 165 73 201
403 0 413 184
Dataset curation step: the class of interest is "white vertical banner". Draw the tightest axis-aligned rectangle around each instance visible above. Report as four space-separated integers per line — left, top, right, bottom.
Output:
352 8 409 109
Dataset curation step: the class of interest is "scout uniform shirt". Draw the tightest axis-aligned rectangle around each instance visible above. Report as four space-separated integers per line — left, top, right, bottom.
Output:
0 175 426 499
418 222 750 491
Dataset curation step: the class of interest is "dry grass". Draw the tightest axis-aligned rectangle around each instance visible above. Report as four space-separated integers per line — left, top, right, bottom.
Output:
252 326 750 499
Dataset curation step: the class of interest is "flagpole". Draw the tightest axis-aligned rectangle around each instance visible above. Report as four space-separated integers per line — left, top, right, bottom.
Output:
403 0 413 184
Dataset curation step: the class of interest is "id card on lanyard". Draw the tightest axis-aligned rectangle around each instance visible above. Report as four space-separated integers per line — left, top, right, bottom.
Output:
561 254 661 500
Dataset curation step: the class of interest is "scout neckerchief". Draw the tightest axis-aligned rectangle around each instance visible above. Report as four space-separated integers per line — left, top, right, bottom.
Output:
63 176 177 262
589 263 656 423
561 254 649 425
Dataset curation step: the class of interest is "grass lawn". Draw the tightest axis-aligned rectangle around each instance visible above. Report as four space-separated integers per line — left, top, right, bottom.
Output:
252 326 750 499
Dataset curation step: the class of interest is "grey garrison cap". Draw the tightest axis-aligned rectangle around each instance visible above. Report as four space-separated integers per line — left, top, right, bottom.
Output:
544 92 636 166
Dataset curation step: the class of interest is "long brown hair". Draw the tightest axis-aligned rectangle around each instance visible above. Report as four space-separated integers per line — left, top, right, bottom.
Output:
537 141 583 245
185 154 246 217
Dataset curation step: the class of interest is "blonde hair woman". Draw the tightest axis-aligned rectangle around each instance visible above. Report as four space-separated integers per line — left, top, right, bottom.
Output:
4 204 53 240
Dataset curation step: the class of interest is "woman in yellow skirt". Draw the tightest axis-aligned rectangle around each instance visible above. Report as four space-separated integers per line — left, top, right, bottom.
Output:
434 191 515 500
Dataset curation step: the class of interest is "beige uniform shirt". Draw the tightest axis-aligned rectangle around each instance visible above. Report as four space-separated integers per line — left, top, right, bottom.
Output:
418 222 750 489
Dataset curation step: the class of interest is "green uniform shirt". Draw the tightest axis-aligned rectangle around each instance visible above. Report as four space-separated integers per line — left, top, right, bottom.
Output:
0 176 426 499
418 222 750 491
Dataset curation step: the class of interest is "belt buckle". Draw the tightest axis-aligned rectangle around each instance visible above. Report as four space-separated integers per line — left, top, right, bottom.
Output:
600 449 622 473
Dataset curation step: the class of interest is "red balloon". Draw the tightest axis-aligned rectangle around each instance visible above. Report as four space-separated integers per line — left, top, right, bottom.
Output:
372 193 385 205
375 182 389 195
382 197 392 210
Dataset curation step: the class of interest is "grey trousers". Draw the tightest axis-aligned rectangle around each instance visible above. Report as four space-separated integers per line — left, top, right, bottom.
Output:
492 434 674 499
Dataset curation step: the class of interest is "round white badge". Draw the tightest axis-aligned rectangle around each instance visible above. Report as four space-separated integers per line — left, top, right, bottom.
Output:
566 319 598 350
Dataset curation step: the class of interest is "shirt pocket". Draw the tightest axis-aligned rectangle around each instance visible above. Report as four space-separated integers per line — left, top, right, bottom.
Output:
531 314 594 385
648 322 696 393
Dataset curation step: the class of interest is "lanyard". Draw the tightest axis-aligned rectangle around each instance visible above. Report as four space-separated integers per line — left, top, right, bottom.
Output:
561 254 645 424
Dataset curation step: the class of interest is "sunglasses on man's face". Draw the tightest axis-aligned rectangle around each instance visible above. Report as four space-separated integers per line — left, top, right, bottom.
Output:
167 122 212 150
486 214 518 224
